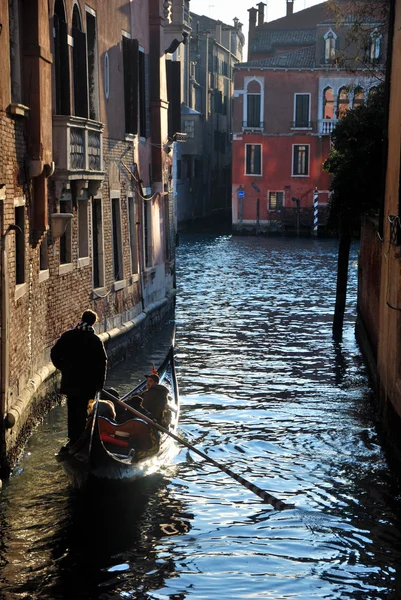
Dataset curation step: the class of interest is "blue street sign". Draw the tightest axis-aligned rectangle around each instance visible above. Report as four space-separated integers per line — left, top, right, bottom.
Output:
238 190 244 198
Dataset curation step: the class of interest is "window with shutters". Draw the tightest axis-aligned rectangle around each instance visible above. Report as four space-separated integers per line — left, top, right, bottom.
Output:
92 196 104 289
139 49 148 138
244 79 263 129
293 94 311 128
86 9 99 121
78 197 89 259
122 35 139 135
54 0 70 115
369 29 382 63
292 144 309 176
245 144 262 176
111 193 124 281
15 205 25 285
128 194 138 275
166 60 181 137
60 198 72 265
72 5 88 118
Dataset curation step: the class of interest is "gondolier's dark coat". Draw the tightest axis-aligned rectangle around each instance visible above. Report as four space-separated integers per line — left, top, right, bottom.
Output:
51 328 107 397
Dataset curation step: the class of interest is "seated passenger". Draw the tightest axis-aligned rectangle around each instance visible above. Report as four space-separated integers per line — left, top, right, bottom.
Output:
87 399 116 422
140 371 170 426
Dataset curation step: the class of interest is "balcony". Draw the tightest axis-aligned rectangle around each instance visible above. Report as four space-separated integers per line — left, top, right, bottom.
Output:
52 115 105 184
319 118 338 135
242 121 264 131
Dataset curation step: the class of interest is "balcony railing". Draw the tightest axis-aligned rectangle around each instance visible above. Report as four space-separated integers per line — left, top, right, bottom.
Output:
53 115 105 180
319 118 338 135
242 121 264 130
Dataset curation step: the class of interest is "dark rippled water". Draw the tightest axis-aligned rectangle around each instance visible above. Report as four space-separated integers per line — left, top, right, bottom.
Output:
1 234 401 600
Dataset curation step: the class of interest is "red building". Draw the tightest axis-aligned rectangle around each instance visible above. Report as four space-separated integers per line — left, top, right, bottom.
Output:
231 0 384 235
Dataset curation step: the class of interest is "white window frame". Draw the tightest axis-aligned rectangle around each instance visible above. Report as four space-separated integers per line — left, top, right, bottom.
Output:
292 144 310 177
245 143 262 176
324 29 337 63
243 76 264 130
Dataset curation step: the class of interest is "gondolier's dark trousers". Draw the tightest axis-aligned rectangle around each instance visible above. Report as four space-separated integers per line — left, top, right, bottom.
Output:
67 395 90 444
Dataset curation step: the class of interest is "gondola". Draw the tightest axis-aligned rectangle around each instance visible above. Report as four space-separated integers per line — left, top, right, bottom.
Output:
55 346 179 490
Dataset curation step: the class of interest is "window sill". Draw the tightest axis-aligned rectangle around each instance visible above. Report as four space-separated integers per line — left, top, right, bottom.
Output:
113 279 127 292
77 256 90 268
38 269 50 283
15 282 28 301
245 173 262 177
125 134 136 142
59 263 73 275
7 103 30 118
290 127 313 131
291 174 310 178
92 286 108 299
131 274 140 283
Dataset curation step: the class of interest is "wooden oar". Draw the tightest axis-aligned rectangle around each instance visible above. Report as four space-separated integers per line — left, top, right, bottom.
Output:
101 388 294 511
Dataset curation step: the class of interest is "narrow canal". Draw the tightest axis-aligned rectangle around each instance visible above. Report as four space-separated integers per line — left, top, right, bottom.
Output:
1 234 401 600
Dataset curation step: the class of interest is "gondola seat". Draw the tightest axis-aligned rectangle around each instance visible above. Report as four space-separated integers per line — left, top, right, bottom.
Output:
97 416 159 459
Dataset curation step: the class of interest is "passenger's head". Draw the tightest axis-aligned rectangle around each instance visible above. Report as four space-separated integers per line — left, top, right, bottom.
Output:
127 395 143 409
96 400 116 420
145 373 159 389
81 310 98 326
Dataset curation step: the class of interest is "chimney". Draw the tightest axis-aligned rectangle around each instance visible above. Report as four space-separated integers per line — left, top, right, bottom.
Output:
286 0 294 16
248 7 257 60
257 2 266 26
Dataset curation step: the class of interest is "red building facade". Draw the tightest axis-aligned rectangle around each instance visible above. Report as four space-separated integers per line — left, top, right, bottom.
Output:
232 1 384 235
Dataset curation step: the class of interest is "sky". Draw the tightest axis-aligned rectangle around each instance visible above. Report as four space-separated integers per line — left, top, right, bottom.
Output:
189 0 324 59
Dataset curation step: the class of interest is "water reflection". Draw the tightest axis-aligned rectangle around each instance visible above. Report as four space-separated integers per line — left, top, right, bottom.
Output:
2 234 401 599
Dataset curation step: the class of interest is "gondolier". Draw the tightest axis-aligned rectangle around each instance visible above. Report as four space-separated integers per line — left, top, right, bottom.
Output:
51 310 107 445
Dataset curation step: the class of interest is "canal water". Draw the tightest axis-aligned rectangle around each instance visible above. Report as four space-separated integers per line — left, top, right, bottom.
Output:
1 234 401 600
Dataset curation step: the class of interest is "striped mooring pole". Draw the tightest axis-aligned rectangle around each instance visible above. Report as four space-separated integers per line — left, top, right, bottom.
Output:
313 188 319 236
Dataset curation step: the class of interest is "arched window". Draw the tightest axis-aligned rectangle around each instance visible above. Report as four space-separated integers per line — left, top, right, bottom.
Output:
370 29 382 63
54 0 70 115
323 86 334 120
245 80 262 128
337 87 349 119
353 86 364 108
324 29 337 64
72 4 88 118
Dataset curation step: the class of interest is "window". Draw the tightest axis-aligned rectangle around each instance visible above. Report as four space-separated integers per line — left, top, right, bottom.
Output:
177 159 182 179
72 5 88 118
111 194 124 281
370 30 382 63
15 205 25 285
353 86 364 108
54 0 70 115
143 200 152 268
245 144 262 175
337 87 350 119
269 192 284 210
122 35 139 135
139 49 148 138
245 79 262 128
323 86 334 119
294 94 310 128
324 30 337 63
86 10 99 120
128 194 138 274
39 234 48 272
184 120 195 138
292 145 309 176
92 196 104 288
60 199 72 264
78 197 89 258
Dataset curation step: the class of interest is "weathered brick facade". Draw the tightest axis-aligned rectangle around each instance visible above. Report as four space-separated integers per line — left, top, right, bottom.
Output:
0 0 183 477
